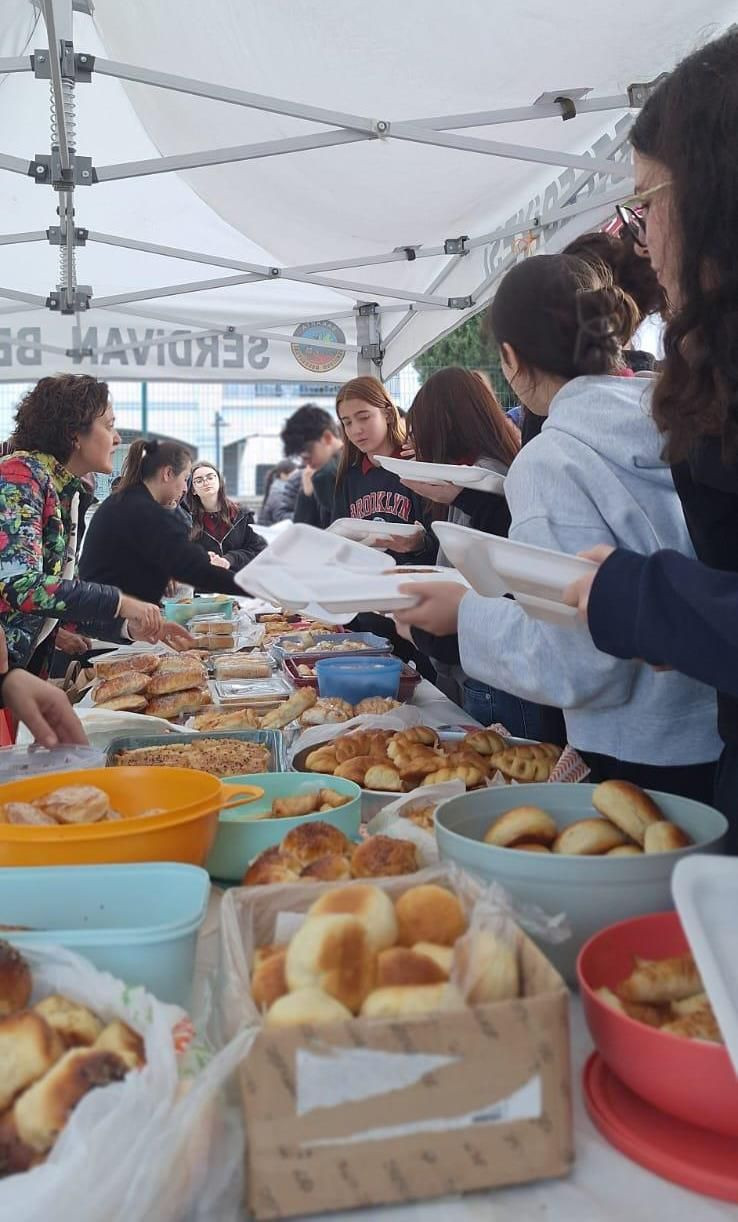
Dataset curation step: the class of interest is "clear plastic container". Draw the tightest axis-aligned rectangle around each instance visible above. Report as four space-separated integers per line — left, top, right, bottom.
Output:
315 655 403 704
213 652 274 681
213 673 293 706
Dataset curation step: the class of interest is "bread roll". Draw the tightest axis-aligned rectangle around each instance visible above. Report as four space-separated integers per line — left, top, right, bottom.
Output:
388 727 439 753
285 914 376 1013
334 756 373 785
395 885 467 947
354 698 400 716
662 1008 722 1043
300 698 354 726
13 1048 128 1153
592 779 664 845
463 729 506 757
453 930 519 1003
308 883 398 952
364 764 403 791
0 942 31 1016
252 943 286 971
93 654 158 679
281 820 351 866
145 689 210 720
335 732 391 763
483 806 558 848
421 765 485 788
251 949 288 1009
300 854 352 882
305 747 338 774
376 947 447 988
93 673 150 705
360 982 466 1019
350 835 418 880
514 842 551 853
618 954 702 1004
34 996 104 1048
318 788 351 810
552 817 628 856
93 1020 145 1070
37 785 110 825
145 667 205 696
1 802 57 826
242 847 301 886
643 821 692 853
95 695 149 713
265 988 352 1028
489 744 561 783
607 845 643 857
0 1012 64 1111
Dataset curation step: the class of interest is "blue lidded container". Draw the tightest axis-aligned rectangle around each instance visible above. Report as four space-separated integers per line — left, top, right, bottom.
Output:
315 655 403 704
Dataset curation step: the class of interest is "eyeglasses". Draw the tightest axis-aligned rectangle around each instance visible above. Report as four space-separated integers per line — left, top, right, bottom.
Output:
192 473 217 486
615 180 671 248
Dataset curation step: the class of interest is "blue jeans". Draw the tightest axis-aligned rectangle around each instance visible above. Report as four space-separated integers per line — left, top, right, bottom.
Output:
461 678 547 740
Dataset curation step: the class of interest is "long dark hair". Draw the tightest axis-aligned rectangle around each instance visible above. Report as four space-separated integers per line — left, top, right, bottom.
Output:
334 376 406 485
486 253 640 381
188 461 238 540
563 229 666 324
630 29 738 462
115 437 191 494
408 367 520 468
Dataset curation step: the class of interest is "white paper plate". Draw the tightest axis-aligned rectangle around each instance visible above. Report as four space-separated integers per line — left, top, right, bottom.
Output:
373 454 506 493
433 521 596 623
292 569 469 614
672 856 738 1077
328 517 424 543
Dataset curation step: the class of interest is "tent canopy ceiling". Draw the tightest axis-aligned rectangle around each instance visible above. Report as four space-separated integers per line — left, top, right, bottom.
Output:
0 1 734 381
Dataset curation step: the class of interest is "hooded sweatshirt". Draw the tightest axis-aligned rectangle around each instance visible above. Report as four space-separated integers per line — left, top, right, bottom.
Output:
457 376 721 766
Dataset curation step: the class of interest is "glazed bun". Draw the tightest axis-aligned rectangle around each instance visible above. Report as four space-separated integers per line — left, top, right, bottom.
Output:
242 847 301 886
376 947 447 988
394 885 467 947
265 988 353 1028
643 821 692 853
592 779 664 845
14 1048 127 1154
350 835 418 879
308 883 398 951
281 820 351 867
0 1011 64 1111
483 806 558 848
0 940 31 1016
251 949 288 1010
34 995 104 1048
300 854 352 882
360 983 465 1019
285 914 376 1013
453 931 519 1003
553 817 628 856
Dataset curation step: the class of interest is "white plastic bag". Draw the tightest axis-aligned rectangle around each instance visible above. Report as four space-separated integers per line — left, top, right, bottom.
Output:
366 779 467 866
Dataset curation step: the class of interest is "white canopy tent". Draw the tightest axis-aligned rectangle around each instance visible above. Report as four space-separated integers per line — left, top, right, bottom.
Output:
0 1 734 384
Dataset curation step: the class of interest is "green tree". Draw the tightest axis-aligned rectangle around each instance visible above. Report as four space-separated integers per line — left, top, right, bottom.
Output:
413 312 513 405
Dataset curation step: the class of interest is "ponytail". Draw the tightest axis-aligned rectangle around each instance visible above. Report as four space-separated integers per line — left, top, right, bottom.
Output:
115 437 191 494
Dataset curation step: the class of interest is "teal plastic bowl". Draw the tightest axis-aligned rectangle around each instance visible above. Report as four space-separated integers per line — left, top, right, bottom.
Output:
162 595 235 625
205 772 361 881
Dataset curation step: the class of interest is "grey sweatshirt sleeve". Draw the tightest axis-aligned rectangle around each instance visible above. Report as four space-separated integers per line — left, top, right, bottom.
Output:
457 452 642 711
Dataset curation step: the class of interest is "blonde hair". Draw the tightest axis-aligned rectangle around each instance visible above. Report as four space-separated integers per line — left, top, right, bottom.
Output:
335 377 406 484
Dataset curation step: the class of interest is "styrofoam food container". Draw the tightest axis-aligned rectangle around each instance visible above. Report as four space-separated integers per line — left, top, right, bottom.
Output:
2 863 210 1006
372 455 506 494
435 782 727 983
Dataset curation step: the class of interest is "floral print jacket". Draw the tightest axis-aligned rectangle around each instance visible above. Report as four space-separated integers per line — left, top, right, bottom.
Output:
0 451 121 667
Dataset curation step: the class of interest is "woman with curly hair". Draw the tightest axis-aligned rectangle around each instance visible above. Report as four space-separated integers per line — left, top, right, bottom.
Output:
0 375 161 672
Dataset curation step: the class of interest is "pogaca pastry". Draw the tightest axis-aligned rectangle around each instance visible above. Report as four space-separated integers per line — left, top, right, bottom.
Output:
595 951 722 1044
301 727 493 793
91 650 209 720
242 822 419 886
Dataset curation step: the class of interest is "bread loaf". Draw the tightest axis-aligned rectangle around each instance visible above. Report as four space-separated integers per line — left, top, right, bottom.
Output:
145 689 210 719
395 885 467 947
643 821 691 853
145 667 206 696
93 673 150 705
93 654 158 679
95 695 149 713
592 780 664 845
285 914 376 1013
308 883 398 952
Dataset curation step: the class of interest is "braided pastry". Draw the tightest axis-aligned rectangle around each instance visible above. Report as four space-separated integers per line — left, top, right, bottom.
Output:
421 765 485 789
463 729 506 756
489 744 561 783
387 727 438 758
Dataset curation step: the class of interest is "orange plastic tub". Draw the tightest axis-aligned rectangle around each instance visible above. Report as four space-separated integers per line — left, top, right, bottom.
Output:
0 768 262 868
578 910 738 1138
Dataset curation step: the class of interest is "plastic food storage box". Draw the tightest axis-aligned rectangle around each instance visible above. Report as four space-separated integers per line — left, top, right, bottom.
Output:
283 655 420 701
316 655 404 703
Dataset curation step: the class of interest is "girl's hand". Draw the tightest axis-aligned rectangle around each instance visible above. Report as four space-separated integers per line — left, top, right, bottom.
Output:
368 522 426 554
562 545 615 620
301 466 316 496
402 478 459 505
2 669 89 746
208 552 231 569
394 581 467 635
400 440 416 460
159 621 198 651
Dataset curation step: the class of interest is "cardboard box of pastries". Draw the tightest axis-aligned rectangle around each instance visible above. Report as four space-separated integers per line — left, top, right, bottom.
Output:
221 865 572 1218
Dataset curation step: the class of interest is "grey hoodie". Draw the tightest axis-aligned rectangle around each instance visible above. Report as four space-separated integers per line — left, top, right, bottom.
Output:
458 375 721 765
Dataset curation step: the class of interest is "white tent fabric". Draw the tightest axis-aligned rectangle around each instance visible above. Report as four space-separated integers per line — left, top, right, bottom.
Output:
0 1 734 382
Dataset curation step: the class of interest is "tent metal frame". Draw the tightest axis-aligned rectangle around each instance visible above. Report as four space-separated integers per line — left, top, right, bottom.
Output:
0 0 663 375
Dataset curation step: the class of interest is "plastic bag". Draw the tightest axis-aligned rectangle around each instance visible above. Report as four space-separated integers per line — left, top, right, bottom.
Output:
366 779 467 866
0 743 106 779
0 943 248 1222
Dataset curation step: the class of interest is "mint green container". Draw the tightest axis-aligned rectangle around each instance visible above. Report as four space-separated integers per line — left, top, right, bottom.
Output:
162 594 235 625
205 772 361 882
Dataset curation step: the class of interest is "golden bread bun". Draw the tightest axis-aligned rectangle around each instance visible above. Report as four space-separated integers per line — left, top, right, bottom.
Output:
281 820 351 866
394 884 467 947
421 765 485 788
354 697 400 716
299 698 354 726
265 988 352 1028
607 845 644 857
0 1108 43 1175
334 732 391 763
463 729 506 756
95 695 149 713
592 779 664 845
411 942 454 976
453 930 519 1003
1 801 57 826
285 914 376 1013
350 835 418 879
553 817 628 855
34 995 104 1048
13 1047 128 1154
300 854 352 882
489 743 561 783
514 842 551 853
360 982 466 1019
643 821 692 853
0 1011 64 1111
93 1020 146 1070
0 941 31 1016
376 947 447 988
364 764 403 791
145 668 205 696
305 746 338 773
36 785 110 825
92 672 151 705
308 883 398 951
388 727 439 754
251 949 288 1009
93 654 158 679
483 806 558 848
618 953 702 1004
242 847 301 887
333 756 373 785
252 943 286 972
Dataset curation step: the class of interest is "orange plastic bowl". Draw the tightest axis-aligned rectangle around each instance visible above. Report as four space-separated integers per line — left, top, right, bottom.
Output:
0 768 262 868
578 910 738 1137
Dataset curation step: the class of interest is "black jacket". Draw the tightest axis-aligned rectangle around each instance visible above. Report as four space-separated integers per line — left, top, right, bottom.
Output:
331 454 436 565
80 484 238 604
294 454 341 530
192 508 266 572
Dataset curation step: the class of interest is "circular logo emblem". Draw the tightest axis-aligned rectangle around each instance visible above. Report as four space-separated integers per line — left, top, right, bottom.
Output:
291 320 346 373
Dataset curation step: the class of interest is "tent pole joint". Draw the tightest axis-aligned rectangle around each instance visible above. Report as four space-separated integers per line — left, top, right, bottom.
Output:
46 225 88 246
30 152 94 187
447 295 473 309
627 75 669 106
47 286 91 315
394 246 419 261
443 235 469 256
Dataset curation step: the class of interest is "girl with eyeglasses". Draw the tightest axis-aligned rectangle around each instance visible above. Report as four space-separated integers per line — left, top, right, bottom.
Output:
188 461 266 572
